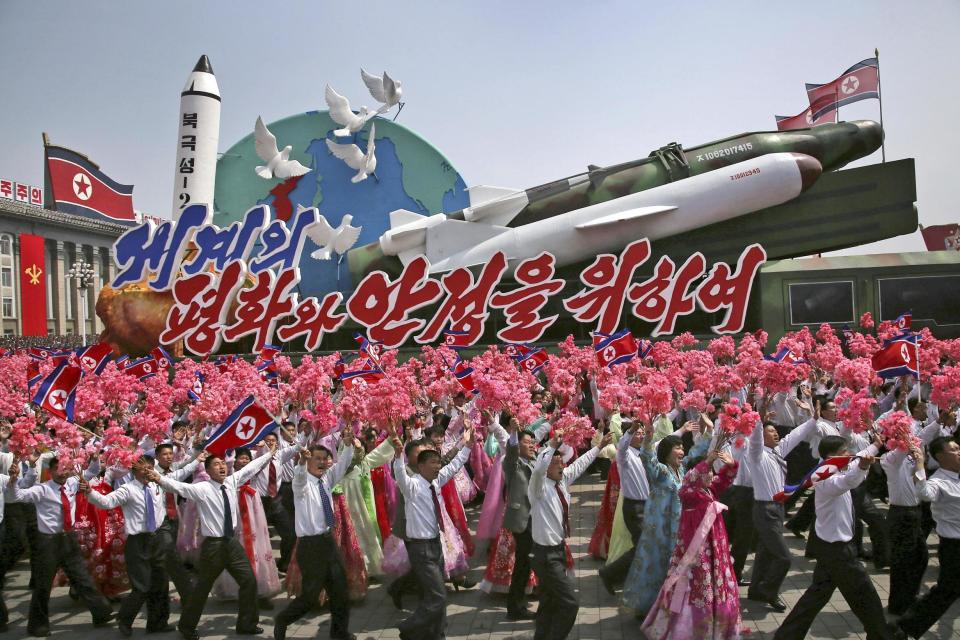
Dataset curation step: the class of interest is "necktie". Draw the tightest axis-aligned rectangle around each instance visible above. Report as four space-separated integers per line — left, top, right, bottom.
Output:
60 485 73 532
144 483 157 532
220 484 234 537
555 483 570 538
268 461 278 498
318 480 336 530
431 485 445 532
165 490 178 521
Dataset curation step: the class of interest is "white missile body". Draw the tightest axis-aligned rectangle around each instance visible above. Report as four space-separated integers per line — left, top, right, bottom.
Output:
380 152 821 273
172 55 221 220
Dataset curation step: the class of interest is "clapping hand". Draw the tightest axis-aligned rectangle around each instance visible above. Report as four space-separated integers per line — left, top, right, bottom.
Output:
716 451 734 467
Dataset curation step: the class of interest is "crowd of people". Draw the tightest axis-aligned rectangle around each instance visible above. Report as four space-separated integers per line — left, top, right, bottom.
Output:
0 316 959 640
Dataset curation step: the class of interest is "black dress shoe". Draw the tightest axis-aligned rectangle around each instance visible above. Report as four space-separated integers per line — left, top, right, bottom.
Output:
746 590 765 602
178 625 200 640
737 579 751 587
28 628 50 638
119 621 133 637
147 624 176 634
768 596 788 613
236 627 264 636
273 621 287 640
785 524 806 540
94 613 117 627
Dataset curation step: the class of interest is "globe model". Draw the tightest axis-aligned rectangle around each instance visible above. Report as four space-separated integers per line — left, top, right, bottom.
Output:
213 111 469 298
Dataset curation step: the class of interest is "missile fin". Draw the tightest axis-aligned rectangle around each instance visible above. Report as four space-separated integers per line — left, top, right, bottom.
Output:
574 205 677 230
426 219 509 264
466 185 520 207
389 208 428 228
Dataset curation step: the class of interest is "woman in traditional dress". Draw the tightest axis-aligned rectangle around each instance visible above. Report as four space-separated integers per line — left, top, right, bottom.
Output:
588 412 625 560
621 421 711 618
641 453 741 640
72 474 130 599
212 448 282 604
337 428 395 577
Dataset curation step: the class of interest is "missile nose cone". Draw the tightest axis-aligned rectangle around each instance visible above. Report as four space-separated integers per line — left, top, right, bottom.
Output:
790 153 823 192
853 119 883 151
193 55 214 75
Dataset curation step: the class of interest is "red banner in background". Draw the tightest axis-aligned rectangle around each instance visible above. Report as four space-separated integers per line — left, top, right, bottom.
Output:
18 233 47 336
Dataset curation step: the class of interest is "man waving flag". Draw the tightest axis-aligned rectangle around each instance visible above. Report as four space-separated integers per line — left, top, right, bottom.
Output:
203 395 277 457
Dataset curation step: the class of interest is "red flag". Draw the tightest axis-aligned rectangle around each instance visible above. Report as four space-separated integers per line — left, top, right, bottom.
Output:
775 95 838 131
593 330 638 369
45 144 135 224
123 356 158 381
518 348 549 375
32 363 83 421
76 342 114 375
203 396 277 458
872 333 920 379
920 224 960 251
150 346 174 372
18 233 47 336
805 58 880 118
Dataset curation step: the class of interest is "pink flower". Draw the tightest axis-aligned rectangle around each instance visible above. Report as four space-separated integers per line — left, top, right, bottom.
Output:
835 388 877 433
859 312 875 330
552 410 595 449
877 410 919 452
833 358 875 392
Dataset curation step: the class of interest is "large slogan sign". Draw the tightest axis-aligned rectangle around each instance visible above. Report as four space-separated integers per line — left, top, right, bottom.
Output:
111 204 766 356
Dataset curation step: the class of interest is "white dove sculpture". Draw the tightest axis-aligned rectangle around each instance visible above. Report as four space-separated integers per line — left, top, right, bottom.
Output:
299 205 363 260
361 68 403 115
325 123 377 183
253 116 311 180
325 84 375 137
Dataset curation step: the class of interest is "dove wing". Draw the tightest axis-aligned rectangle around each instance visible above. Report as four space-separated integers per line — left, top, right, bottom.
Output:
333 222 363 255
325 85 358 127
275 159 311 179
365 123 376 157
382 72 398 103
325 138 365 170
305 215 336 247
254 116 280 162
360 68 387 103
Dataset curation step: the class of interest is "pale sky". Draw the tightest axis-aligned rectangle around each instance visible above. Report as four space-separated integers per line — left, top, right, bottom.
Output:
1 0 957 256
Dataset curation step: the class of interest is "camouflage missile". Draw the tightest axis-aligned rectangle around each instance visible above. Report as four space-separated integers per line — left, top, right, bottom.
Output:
347 120 882 279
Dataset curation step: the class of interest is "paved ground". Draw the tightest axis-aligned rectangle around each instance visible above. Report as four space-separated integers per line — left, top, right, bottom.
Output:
3 470 959 639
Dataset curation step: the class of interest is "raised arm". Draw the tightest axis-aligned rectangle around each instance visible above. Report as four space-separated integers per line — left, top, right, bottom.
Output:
563 442 605 486
232 448 275 486
815 463 868 498
359 438 396 474
392 455 415 499
778 416 818 458
437 444 471 487
167 456 202 482
529 445 554 500
748 422 764 462
326 442 359 487
155 475 207 501
84 483 132 510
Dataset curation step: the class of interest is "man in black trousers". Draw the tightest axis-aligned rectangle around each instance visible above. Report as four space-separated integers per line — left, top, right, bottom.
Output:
7 456 115 637
274 435 359 640
82 455 169 635
898 437 960 639
774 436 902 640
149 442 277 640
154 443 203 605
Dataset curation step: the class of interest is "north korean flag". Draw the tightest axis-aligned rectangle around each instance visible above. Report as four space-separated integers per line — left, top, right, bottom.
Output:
354 333 385 366
203 395 277 458
187 371 205 402
260 344 282 362
32 362 83 422
637 339 654 360
333 355 347 379
774 456 852 502
45 145 136 224
28 347 52 361
872 332 920 379
775 94 838 131
340 359 384 390
76 342 113 375
765 347 808 365
893 312 912 332
503 343 536 362
150 346 175 373
593 329 638 369
123 356 158 381
258 360 280 388
449 353 479 396
806 58 880 120
27 360 43 391
50 350 75 366
442 329 473 350
215 355 238 373
518 348 550 375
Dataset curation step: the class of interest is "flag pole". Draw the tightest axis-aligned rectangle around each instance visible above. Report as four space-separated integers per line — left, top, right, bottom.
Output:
875 48 886 163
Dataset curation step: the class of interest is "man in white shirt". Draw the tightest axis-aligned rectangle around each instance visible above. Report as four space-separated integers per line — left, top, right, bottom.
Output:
528 429 612 640
898 437 960 639
274 435 359 640
599 420 647 595
0 457 12 632
8 455 114 637
148 441 277 640
250 433 297 572
785 399 841 538
390 423 474 640
154 443 204 608
81 454 169 636
774 436 902 640
746 404 816 613
880 414 944 615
